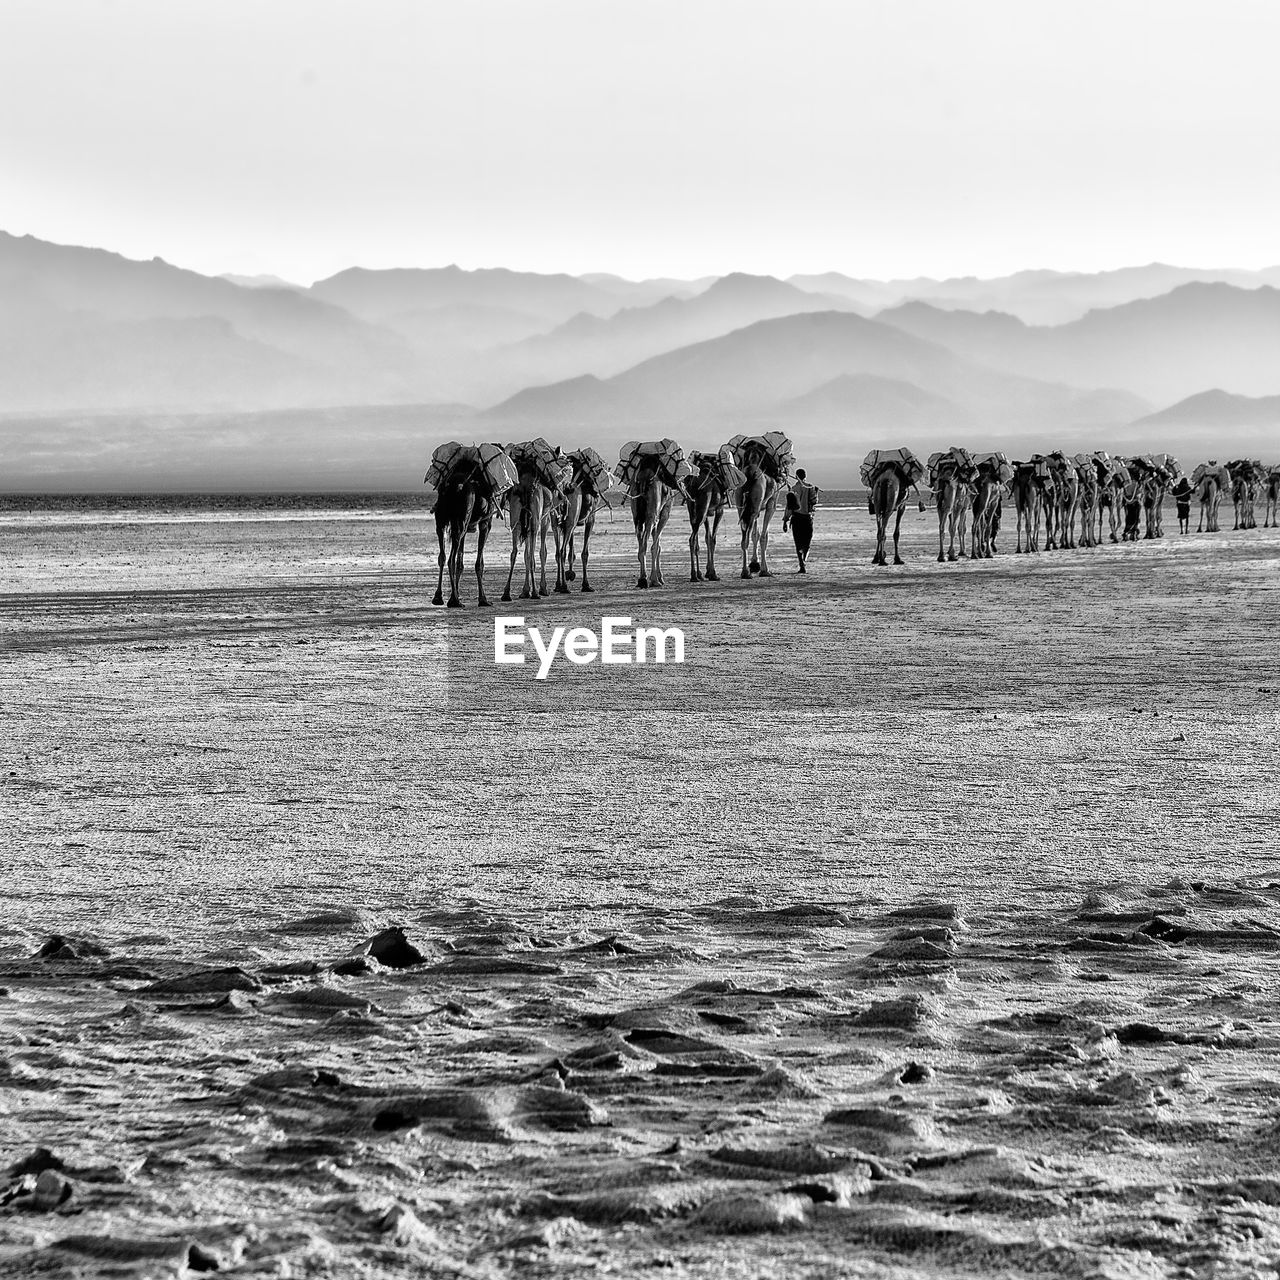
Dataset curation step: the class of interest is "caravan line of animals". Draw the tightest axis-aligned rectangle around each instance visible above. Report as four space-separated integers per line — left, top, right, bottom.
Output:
425 435 1280 608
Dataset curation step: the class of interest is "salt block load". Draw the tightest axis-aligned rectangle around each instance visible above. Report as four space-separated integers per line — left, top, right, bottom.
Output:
860 447 925 489
566 446 617 496
685 447 747 498
505 437 574 493
975 451 1013 484
1192 461 1232 489
725 431 795 484
425 441 519 498
926 446 977 488
616 439 693 494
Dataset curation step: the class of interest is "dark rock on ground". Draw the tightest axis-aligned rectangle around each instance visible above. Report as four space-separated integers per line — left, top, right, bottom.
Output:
356 925 429 969
34 935 109 960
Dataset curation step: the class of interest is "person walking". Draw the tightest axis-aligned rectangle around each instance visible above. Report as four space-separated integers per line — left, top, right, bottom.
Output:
1172 475 1193 534
782 468 819 572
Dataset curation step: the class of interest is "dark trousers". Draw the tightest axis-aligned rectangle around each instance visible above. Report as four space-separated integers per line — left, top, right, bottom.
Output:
790 514 813 557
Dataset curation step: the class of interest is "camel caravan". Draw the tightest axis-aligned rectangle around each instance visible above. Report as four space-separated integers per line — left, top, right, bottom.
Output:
423 435 1279 605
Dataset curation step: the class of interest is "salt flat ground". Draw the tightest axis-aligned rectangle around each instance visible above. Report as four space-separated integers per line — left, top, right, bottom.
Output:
0 503 1278 1278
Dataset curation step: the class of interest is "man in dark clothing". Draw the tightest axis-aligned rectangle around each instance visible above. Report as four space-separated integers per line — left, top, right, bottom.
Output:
1173 476 1193 533
782 468 819 572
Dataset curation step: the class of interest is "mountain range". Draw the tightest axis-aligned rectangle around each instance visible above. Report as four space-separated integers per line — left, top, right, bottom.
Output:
2 230 1279 487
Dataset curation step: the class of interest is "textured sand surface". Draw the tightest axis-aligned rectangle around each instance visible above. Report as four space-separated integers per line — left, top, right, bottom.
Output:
1 504 1278 1278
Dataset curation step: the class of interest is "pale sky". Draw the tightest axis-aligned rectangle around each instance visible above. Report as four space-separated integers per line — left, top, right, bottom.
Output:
3 0 1278 283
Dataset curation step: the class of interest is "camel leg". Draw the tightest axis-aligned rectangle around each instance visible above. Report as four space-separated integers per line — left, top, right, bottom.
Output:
520 514 537 599
501 526 519 603
651 523 666 587
892 507 905 565
475 521 490 608
447 524 466 608
757 515 772 577
636 521 649 589
689 524 702 582
706 514 720 581
552 516 569 594
538 521 550 597
566 529 578 582
433 521 447 606
580 524 594 592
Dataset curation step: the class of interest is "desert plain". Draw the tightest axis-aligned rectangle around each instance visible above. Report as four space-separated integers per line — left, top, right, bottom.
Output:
1 499 1278 1279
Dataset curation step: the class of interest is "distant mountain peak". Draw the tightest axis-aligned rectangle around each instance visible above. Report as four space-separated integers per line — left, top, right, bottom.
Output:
703 272 797 297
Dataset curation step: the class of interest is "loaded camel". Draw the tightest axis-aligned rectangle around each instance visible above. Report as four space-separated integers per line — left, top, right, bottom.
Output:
1093 454 1127 544
553 447 613 594
1227 459 1262 530
1192 462 1228 533
426 442 517 609
862 448 925 566
501 439 570 602
1046 451 1080 549
1265 466 1280 528
684 448 743 582
1009 460 1042 553
969 453 1010 559
728 434 788 579
618 439 689 589
1075 455 1099 548
928 447 977 561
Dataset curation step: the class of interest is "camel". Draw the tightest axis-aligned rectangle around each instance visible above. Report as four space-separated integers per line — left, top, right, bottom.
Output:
1192 461 1228 533
1043 451 1079 549
501 439 570 602
1093 454 1126 544
1009 460 1042 553
927 447 978 561
426 442 517 609
683 448 743 582
1265 466 1280 528
967 454 1009 559
727 433 790 579
862 448 924 566
618 439 689 589
1075 455 1099 548
1027 455 1059 551
1227 459 1262 529
1136 453 1180 538
553 447 613 594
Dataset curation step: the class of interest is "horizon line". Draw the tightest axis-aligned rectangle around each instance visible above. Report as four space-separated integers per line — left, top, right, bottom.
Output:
6 228 1280 292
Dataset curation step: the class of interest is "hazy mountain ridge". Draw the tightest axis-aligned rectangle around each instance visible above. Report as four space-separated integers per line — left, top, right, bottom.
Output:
796 263 1280 325
0 231 427 409
880 284 1280 405
3 230 1280 485
485 309 1148 426
1135 388 1280 427
484 272 865 390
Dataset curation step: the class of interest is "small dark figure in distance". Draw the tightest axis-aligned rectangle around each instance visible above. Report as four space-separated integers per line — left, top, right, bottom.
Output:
1173 475 1193 534
782 468 819 573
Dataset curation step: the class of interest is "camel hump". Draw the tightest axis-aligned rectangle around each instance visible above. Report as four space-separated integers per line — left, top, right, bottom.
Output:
617 439 690 494
860 447 923 489
726 432 793 482
425 441 518 499
567 446 616 497
506 438 573 493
